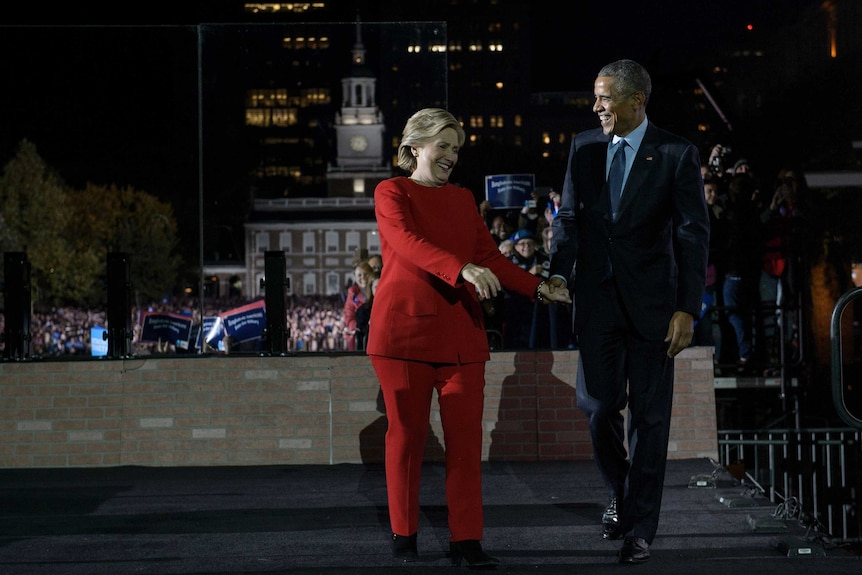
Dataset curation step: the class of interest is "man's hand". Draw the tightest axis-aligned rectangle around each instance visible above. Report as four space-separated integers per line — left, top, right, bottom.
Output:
664 311 694 357
538 279 572 305
548 276 566 290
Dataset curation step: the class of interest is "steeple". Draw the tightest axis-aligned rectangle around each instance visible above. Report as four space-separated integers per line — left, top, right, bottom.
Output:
352 13 365 67
327 14 390 196
348 12 373 81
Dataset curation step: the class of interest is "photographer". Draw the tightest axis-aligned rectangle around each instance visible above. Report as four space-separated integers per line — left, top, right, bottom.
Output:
516 190 542 236
706 143 732 179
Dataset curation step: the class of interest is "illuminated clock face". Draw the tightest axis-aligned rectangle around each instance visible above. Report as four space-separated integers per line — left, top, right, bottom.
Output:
350 135 368 152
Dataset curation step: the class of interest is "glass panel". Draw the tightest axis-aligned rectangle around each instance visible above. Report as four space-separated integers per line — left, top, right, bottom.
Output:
0 24 200 357
0 21 447 357
201 22 447 354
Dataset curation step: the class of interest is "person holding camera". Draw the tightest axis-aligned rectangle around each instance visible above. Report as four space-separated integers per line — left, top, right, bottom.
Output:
706 143 732 180
516 191 542 236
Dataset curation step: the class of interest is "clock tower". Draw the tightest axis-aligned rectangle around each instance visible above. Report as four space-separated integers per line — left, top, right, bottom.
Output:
327 19 390 197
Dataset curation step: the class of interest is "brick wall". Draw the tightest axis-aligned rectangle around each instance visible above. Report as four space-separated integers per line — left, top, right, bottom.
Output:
0 348 717 468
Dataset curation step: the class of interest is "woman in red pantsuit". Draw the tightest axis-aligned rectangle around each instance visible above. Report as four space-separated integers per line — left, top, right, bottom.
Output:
366 108 570 568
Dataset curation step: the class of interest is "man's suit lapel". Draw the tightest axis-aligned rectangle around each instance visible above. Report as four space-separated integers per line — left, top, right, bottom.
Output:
616 123 659 219
589 133 611 222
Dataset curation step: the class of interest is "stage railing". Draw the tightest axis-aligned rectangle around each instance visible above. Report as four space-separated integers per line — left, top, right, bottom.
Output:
717 428 862 543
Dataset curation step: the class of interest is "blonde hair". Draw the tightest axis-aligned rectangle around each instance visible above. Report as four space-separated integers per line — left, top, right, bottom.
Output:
397 108 466 174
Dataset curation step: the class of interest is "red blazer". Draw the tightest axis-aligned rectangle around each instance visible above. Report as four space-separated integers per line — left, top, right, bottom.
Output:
367 177 542 363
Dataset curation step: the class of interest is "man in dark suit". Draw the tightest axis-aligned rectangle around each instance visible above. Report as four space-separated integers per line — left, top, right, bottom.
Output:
548 59 709 564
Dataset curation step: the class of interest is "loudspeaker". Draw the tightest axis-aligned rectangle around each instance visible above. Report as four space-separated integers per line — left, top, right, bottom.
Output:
262 250 289 355
106 252 132 358
2 252 31 360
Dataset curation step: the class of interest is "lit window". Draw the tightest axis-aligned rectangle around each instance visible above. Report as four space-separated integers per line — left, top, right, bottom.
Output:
345 231 360 253
303 231 315 253
272 108 298 127
256 232 271 253
279 232 292 253
325 231 339 253
366 230 379 253
303 272 317 295
246 109 269 127
325 272 341 296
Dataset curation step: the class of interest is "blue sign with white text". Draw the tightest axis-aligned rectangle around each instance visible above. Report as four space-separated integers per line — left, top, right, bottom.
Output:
484 173 536 209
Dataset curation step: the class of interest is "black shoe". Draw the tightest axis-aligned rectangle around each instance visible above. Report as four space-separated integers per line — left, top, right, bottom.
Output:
602 497 621 540
392 533 418 562
449 540 500 570
619 536 650 564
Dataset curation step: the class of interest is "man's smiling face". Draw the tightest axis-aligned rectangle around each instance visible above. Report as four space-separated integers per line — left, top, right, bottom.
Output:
593 76 640 138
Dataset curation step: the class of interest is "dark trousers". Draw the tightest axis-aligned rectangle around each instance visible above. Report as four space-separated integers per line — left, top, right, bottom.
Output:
575 280 675 544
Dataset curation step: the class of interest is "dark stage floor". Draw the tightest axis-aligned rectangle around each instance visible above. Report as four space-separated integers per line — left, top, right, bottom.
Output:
0 459 859 574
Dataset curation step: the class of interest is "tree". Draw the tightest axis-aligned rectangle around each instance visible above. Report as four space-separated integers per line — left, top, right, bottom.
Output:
67 183 183 306
0 140 183 308
0 140 90 306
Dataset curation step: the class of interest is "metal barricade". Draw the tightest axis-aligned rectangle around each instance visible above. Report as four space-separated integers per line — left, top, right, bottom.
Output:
717 428 862 543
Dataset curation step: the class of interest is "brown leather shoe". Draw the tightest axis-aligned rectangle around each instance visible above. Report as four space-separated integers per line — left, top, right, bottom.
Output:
619 536 650 564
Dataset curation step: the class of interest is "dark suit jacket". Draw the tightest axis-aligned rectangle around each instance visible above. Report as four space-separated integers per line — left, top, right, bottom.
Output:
549 123 709 341
367 176 542 363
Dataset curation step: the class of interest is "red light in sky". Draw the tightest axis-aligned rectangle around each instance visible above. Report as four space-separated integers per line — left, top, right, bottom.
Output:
747 24 754 31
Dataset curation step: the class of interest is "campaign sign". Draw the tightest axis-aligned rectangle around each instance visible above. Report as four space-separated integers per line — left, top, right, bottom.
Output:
221 299 266 343
484 173 536 209
90 326 108 357
139 311 194 349
197 316 224 350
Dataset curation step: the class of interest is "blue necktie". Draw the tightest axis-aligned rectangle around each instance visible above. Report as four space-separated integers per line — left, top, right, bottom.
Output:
608 140 627 220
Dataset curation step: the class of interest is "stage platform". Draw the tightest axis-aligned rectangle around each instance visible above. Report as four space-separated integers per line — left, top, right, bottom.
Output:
1 458 859 574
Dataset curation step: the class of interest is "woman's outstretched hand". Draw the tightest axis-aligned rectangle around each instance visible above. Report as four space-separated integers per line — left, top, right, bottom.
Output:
461 263 502 301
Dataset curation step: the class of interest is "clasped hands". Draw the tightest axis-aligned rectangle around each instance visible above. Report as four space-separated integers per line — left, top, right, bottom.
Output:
461 264 571 304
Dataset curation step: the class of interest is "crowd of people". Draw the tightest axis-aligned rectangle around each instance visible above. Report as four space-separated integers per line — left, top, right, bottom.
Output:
479 187 574 350
695 144 806 376
0 292 374 358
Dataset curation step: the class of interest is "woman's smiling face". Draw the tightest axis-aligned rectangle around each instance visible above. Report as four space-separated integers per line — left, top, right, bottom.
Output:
411 127 460 186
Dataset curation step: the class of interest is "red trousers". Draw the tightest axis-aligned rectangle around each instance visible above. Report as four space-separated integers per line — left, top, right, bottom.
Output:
370 356 486 541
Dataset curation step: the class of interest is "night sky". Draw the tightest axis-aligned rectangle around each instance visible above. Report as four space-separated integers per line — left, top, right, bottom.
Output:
0 0 830 200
